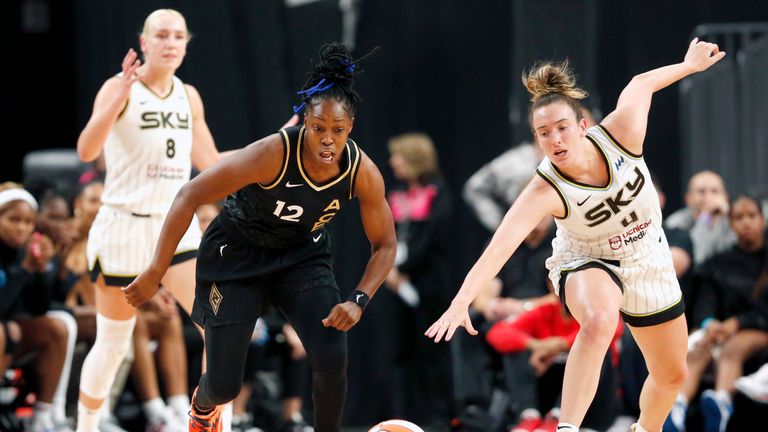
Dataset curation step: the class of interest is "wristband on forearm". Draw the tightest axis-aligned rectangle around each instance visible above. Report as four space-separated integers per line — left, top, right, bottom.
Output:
348 290 370 311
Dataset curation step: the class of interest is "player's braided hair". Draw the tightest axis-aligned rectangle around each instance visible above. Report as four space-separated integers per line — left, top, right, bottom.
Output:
293 42 377 116
523 60 588 126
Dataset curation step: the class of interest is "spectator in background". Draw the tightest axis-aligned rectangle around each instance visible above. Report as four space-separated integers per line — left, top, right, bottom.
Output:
472 216 555 324
665 195 768 432
450 216 555 428
0 182 75 432
665 170 736 264
486 279 621 432
463 107 595 233
385 132 454 427
130 289 190 431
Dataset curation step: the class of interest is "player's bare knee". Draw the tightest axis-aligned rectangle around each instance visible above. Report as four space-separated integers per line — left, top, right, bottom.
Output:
654 359 688 390
45 316 69 347
578 310 618 345
719 339 748 363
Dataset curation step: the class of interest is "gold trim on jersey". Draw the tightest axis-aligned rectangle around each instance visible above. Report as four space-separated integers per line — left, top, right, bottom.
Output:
596 124 642 159
536 169 570 219
181 84 195 130
116 97 130 120
259 129 291 190
297 126 353 191
88 256 136 278
551 136 613 191
139 79 175 100
621 298 682 317
347 139 361 199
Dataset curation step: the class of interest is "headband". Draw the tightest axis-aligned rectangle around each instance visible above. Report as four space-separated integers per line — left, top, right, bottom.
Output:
0 189 39 211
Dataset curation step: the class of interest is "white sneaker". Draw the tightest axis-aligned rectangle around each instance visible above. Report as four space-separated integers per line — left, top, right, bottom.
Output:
606 415 636 432
53 417 75 432
98 415 129 432
28 413 56 432
734 363 768 403
146 408 186 432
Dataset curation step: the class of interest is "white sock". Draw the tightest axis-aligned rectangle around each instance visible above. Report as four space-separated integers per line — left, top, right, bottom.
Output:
143 397 167 422
221 402 233 432
716 390 732 406
677 393 689 407
168 394 191 421
557 422 579 431
34 401 54 425
76 401 100 432
632 423 650 432
47 310 78 424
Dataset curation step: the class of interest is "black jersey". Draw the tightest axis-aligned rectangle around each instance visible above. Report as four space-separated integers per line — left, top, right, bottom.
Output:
220 126 362 249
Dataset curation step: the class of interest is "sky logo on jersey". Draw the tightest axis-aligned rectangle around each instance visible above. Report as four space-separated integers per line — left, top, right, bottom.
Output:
140 111 190 129
615 156 626 171
585 166 645 227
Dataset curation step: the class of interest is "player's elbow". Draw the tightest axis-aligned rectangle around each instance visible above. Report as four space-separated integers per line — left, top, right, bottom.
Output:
76 136 99 163
173 183 200 211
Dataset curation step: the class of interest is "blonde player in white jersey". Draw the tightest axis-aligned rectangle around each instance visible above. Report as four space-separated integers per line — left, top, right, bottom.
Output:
75 9 232 432
427 39 726 432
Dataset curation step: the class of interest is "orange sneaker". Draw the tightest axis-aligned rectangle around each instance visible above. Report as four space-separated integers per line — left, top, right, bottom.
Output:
189 388 222 432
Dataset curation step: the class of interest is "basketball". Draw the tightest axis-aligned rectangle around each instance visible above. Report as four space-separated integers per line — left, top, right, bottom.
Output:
368 419 425 432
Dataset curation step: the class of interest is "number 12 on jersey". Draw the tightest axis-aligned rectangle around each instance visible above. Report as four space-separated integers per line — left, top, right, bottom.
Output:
273 200 304 222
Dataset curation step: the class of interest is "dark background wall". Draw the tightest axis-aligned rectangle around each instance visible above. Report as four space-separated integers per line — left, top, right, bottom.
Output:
6 0 768 425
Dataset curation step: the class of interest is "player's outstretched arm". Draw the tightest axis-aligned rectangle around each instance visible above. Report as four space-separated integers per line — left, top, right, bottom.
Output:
322 154 397 332
77 49 141 162
123 134 286 306
425 174 561 343
601 38 726 155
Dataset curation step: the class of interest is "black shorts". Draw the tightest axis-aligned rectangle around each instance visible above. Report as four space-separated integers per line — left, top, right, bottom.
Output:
191 216 337 328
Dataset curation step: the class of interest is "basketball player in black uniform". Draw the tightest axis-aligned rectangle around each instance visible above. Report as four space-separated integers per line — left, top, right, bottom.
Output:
123 43 396 432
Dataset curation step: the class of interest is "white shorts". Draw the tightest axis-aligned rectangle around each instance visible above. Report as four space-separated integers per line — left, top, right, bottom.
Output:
546 251 684 327
87 205 201 286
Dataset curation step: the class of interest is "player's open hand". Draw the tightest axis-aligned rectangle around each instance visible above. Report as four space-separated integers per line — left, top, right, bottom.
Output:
684 38 726 72
322 301 362 332
425 304 478 343
122 270 161 307
118 49 142 96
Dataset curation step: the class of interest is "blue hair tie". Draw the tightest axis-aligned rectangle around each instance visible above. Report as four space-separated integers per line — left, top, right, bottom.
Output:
345 63 356 73
292 78 335 113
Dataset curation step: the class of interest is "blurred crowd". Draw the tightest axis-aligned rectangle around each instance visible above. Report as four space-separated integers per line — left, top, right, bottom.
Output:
1 125 766 432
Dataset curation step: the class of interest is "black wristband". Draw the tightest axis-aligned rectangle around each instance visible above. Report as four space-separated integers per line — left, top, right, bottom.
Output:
348 290 370 310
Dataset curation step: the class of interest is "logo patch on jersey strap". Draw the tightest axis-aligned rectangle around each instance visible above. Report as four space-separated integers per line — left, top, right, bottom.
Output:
285 181 304 188
577 195 592 206
209 283 223 315
219 244 227 256
614 156 626 171
313 233 322 242
609 236 622 250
